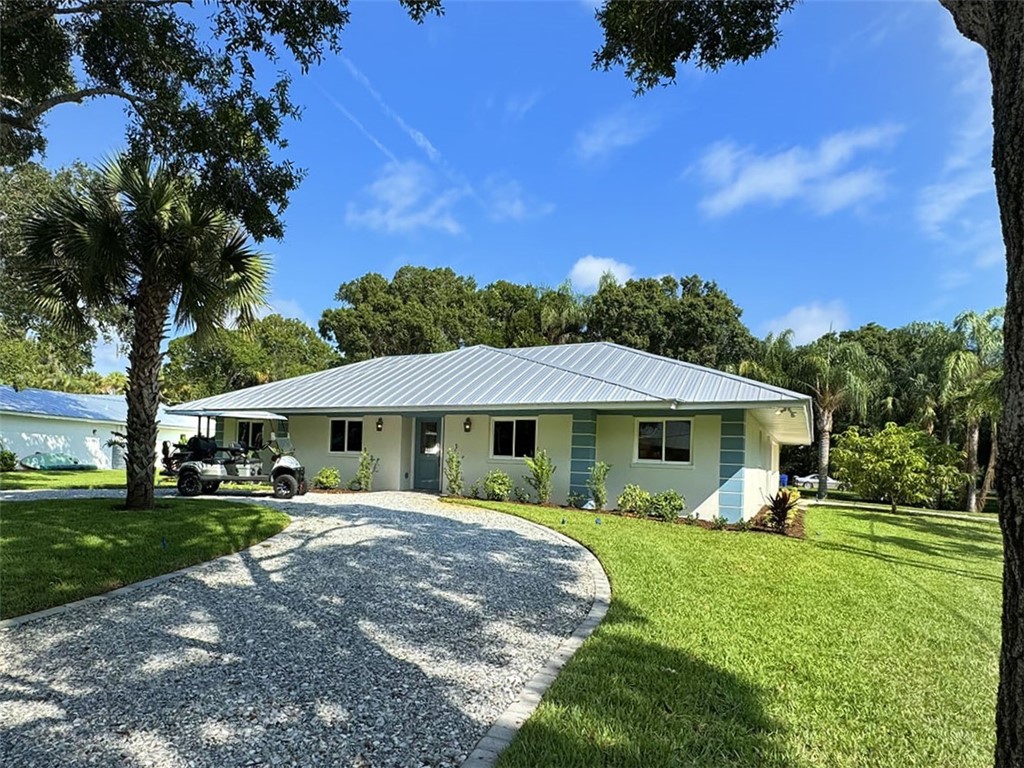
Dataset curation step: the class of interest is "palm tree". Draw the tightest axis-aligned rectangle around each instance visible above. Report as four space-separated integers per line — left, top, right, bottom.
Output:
941 307 1004 512
21 156 268 510
793 335 880 500
540 282 587 345
739 330 797 388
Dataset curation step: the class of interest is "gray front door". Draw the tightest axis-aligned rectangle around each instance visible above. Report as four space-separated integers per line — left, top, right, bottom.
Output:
414 418 441 491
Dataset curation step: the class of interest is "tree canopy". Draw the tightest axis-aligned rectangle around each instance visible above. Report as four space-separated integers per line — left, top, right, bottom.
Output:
0 0 443 240
163 314 340 404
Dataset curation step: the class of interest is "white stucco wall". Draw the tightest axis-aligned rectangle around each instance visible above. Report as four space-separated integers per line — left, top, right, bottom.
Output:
596 414 722 520
743 411 780 519
442 413 573 502
1 414 191 470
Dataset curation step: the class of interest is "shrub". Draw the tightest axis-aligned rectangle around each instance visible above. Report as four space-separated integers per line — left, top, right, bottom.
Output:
444 445 464 497
513 486 531 503
617 484 652 515
831 423 969 513
468 480 481 499
586 461 611 510
711 515 729 530
734 518 752 532
523 449 557 504
765 489 799 533
355 449 379 491
483 469 512 501
0 442 16 472
312 466 341 490
648 489 686 522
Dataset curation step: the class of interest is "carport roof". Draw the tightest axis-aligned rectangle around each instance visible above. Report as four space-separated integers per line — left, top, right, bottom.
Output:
169 342 813 444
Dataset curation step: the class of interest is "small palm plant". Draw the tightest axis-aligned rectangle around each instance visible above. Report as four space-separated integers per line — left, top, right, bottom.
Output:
20 155 268 509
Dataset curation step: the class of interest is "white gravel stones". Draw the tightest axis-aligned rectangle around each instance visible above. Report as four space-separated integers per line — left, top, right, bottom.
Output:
0 491 595 768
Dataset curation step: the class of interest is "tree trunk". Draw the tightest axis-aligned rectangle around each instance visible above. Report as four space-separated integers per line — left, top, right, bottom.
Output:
125 283 170 511
978 421 998 513
966 418 980 513
991 9 1024 764
938 3 1024 764
816 408 833 501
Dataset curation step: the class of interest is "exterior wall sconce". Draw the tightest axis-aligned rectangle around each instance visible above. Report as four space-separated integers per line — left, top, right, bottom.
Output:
376 417 384 432
463 417 472 433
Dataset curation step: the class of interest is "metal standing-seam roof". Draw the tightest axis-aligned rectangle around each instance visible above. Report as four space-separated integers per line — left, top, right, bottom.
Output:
169 342 813 443
0 385 196 430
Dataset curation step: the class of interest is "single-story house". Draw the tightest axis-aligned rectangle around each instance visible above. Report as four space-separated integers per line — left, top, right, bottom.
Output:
0 385 197 470
169 342 813 520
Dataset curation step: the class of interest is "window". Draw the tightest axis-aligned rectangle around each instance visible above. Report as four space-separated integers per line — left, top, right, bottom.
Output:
330 419 364 453
491 418 537 458
635 419 691 464
237 421 264 449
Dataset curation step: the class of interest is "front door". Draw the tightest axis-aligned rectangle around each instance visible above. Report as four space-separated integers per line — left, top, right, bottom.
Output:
414 418 441 491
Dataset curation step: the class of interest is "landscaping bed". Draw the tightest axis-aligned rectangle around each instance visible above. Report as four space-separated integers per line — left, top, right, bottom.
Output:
456 499 1000 767
0 498 289 619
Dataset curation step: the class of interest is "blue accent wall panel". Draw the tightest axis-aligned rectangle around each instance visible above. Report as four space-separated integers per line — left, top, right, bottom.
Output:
570 410 597 498
718 411 745 521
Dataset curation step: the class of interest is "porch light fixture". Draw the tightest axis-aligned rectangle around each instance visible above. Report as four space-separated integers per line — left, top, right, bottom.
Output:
463 417 472 433
376 417 384 432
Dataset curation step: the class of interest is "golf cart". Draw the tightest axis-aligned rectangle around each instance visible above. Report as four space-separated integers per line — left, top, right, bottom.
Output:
176 431 307 499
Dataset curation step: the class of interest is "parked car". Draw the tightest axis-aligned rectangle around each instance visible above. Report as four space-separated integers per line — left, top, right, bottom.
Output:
793 473 844 490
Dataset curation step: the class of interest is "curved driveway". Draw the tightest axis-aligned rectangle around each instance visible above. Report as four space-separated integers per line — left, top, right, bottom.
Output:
0 491 595 767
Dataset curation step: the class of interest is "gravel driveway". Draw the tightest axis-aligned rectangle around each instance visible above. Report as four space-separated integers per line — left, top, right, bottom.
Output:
0 491 595 767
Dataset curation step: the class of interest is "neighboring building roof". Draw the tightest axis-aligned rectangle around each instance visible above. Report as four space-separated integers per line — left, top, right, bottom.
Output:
0 385 196 430
169 342 813 443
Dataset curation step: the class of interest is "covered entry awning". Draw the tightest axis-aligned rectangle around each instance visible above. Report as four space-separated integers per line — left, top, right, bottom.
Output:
166 409 289 421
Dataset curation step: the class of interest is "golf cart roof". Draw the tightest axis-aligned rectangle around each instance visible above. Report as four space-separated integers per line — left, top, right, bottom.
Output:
167 409 289 421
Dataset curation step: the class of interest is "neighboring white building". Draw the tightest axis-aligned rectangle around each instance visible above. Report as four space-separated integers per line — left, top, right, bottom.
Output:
169 342 814 521
0 386 196 470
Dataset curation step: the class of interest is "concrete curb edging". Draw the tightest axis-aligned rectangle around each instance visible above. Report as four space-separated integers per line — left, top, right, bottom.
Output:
460 516 612 768
0 501 295 631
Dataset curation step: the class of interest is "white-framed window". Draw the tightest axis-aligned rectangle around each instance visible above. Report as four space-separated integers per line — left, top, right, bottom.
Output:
237 420 264 449
490 418 537 459
329 419 364 453
634 418 692 464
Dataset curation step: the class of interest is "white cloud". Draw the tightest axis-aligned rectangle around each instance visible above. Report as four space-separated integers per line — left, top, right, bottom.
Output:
504 90 542 123
91 334 128 375
484 176 554 222
764 300 850 345
915 24 998 241
696 124 902 217
346 161 467 236
574 109 657 163
569 255 636 292
262 297 311 324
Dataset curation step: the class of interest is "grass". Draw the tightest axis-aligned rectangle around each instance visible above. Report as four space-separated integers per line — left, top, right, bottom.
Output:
0 498 289 619
0 469 177 490
794 487 1000 515
455 500 1001 767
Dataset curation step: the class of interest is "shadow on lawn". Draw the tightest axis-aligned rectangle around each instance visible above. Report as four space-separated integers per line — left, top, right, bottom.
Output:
815 511 1002 585
500 599 790 768
0 498 592 767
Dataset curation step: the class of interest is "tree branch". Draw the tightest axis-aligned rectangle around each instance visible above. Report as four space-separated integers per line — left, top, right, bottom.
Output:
0 87 151 126
937 0 995 50
7 0 192 26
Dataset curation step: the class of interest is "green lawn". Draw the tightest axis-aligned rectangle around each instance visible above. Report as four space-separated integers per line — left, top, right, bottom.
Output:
456 500 1001 768
0 498 289 619
0 469 177 490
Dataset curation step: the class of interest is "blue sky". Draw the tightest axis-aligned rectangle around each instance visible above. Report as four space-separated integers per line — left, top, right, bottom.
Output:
38 1 1003 372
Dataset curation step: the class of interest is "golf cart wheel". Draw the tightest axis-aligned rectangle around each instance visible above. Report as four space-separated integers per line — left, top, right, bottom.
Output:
298 480 308 496
201 481 221 494
802 482 812 489
273 474 299 499
177 473 203 497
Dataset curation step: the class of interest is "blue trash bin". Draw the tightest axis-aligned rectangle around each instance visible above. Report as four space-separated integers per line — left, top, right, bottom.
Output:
780 474 789 487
